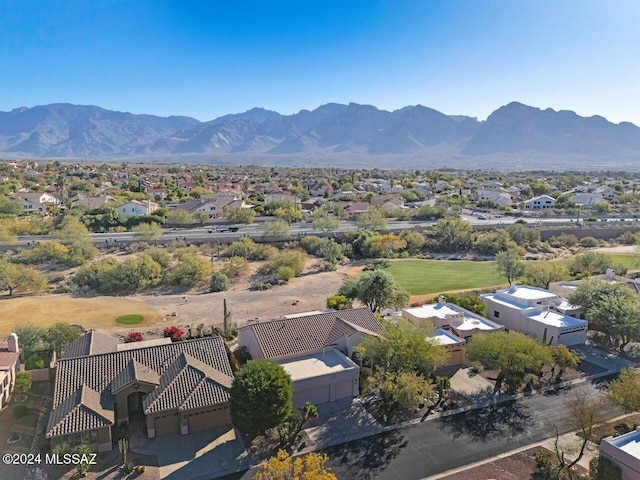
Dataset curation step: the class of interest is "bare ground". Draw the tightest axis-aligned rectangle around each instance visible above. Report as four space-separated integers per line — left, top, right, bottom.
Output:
102 265 352 339
0 295 160 337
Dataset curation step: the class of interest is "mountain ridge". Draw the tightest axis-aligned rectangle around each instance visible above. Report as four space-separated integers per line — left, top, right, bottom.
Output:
1 101 639 170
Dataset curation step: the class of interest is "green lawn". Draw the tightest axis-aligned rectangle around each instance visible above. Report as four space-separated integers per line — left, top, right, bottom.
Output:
386 259 506 296
385 253 640 297
607 253 640 271
115 314 143 325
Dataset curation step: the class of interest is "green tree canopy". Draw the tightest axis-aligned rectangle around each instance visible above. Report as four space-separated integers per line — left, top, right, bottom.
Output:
230 360 293 436
607 368 640 412
338 269 409 312
356 319 448 376
431 216 474 252
465 331 553 393
131 222 164 242
357 210 388 231
495 246 525 284
0 260 47 296
47 323 82 358
569 278 640 348
523 262 570 289
52 215 89 243
166 252 212 286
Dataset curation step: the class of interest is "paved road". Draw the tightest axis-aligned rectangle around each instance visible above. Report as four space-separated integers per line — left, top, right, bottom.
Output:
12 215 625 247
321 379 620 480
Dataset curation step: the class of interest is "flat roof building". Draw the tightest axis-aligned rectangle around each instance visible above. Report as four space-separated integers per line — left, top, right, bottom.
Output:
481 283 587 346
600 426 640 480
403 297 504 342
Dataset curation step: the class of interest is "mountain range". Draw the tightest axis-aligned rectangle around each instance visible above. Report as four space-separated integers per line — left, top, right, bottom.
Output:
1 102 639 171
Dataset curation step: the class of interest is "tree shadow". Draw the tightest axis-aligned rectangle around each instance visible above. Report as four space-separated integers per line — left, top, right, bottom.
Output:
324 430 408 479
438 400 532 441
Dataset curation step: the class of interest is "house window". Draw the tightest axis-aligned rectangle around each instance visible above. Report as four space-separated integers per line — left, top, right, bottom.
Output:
493 311 500 318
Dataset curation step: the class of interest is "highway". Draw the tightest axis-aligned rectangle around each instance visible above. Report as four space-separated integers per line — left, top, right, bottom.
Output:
10 214 637 247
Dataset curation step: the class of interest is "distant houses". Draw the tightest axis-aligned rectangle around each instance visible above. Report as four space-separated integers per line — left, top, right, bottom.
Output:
115 199 159 217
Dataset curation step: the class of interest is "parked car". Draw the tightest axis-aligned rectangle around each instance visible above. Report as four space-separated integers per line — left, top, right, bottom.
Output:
477 214 488 220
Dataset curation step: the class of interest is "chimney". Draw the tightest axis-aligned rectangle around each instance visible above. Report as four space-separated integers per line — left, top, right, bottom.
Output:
438 296 446 305
510 281 517 291
606 268 616 281
7 333 19 353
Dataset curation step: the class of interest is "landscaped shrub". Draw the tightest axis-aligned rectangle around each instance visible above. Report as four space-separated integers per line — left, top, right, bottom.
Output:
163 326 184 342
25 356 45 370
12 404 28 418
14 372 32 393
125 332 143 343
209 272 230 292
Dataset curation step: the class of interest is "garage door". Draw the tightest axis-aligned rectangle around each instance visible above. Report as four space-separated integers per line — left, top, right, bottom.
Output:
295 385 330 408
334 381 355 401
153 412 180 436
187 408 231 433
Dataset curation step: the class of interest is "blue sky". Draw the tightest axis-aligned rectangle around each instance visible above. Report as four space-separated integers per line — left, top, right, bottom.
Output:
1 0 639 124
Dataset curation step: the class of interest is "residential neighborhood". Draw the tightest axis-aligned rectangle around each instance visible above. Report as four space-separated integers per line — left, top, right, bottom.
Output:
1 160 640 480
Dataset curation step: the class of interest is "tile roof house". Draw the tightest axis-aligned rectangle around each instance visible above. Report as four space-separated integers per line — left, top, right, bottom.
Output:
47 336 234 452
238 308 383 408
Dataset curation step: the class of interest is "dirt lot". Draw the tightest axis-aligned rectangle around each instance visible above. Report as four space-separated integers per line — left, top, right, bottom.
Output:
131 265 350 334
437 446 588 480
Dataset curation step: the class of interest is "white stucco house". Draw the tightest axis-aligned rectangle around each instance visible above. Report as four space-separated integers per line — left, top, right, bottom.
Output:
237 308 383 407
116 200 159 217
403 297 504 343
524 195 556 210
600 427 640 480
481 283 587 346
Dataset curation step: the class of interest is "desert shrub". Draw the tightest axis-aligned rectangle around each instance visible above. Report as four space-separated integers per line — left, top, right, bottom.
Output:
146 247 171 268
220 256 250 279
250 281 272 291
548 233 578 248
166 252 212 286
13 404 28 418
261 249 307 276
579 236 599 248
224 237 274 261
363 260 390 271
276 266 295 282
617 231 639 245
209 272 230 292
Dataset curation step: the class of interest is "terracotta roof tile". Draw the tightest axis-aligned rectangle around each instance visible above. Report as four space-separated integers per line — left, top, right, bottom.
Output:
49 337 233 437
244 307 382 358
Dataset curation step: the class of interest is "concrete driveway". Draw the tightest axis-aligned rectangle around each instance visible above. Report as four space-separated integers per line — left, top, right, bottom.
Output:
155 427 250 480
